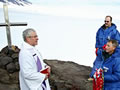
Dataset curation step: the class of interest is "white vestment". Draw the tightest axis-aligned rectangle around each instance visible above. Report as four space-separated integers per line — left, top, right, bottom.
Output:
19 42 51 90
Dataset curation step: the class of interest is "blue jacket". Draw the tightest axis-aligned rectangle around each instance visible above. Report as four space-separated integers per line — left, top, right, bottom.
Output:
96 23 120 48
90 47 120 90
90 49 103 77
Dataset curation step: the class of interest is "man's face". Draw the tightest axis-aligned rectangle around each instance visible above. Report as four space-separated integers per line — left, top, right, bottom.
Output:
26 31 39 46
104 17 112 28
105 42 115 54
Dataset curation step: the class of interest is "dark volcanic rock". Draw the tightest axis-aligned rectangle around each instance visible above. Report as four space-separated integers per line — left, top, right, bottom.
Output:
1 56 13 66
0 46 20 90
44 60 93 90
0 46 93 90
0 68 10 84
6 62 16 73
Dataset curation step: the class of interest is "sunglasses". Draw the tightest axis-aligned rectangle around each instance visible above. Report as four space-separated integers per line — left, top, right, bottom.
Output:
104 20 110 23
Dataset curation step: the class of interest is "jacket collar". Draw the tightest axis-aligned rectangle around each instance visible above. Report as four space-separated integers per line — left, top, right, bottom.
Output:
22 41 35 50
101 23 116 30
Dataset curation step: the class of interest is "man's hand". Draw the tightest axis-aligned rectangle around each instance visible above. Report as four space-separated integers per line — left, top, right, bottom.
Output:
47 66 51 75
41 65 51 80
44 73 49 80
88 78 93 81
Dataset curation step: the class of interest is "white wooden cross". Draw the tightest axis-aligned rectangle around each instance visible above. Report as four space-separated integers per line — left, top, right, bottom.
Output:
0 3 27 49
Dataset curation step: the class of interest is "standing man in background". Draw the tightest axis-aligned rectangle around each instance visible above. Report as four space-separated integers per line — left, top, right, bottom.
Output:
19 28 51 90
95 15 120 56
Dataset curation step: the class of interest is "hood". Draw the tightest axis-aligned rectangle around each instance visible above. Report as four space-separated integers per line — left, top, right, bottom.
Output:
111 46 120 58
21 41 35 50
101 23 117 31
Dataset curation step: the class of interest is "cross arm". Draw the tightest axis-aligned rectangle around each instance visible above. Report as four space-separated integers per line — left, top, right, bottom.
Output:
0 22 27 27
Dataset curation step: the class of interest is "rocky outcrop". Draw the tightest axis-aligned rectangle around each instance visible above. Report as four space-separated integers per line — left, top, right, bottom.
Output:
0 46 20 90
0 46 93 90
44 60 92 90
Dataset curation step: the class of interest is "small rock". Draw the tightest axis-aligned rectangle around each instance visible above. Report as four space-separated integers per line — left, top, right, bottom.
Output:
6 63 16 73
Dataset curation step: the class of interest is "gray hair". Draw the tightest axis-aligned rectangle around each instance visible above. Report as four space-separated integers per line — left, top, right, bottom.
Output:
23 28 36 41
108 39 118 48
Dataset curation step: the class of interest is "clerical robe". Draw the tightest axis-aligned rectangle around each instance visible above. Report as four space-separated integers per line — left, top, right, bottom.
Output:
19 42 51 90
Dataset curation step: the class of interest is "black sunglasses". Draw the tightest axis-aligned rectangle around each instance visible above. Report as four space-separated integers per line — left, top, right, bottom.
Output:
104 20 110 23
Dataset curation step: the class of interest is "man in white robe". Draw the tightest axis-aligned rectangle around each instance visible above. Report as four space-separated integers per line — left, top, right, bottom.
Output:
19 28 51 90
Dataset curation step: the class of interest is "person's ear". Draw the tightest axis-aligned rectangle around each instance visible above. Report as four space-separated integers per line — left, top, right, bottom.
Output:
26 37 30 42
112 46 116 50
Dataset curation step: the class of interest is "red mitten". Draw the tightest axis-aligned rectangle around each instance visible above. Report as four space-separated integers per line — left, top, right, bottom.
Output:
95 48 98 56
102 44 106 50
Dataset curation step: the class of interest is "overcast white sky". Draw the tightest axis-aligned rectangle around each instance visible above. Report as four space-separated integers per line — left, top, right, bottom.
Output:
0 0 120 66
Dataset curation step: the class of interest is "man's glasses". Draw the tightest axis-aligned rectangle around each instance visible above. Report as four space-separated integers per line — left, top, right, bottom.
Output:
104 20 110 23
28 35 38 38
